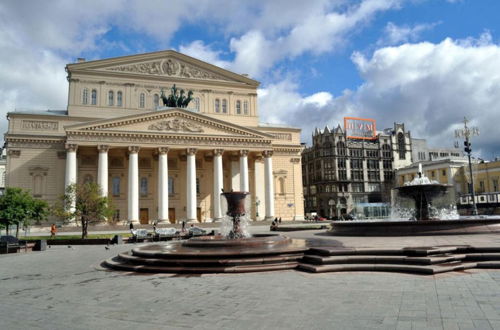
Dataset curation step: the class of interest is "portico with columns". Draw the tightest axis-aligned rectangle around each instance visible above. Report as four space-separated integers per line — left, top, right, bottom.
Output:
4 50 305 225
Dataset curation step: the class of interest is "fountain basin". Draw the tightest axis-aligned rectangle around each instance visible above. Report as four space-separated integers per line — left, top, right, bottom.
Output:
329 217 500 236
103 234 309 273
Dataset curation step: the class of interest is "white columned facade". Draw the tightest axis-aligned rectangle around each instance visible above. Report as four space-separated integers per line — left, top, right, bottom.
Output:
186 148 197 222
213 149 224 221
240 150 249 192
263 150 275 220
157 147 169 223
65 144 78 217
97 145 109 197
128 146 140 223
231 157 240 191
254 157 265 220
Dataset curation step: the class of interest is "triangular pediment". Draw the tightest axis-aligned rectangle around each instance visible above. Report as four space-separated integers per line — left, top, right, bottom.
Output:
66 50 259 86
65 109 273 140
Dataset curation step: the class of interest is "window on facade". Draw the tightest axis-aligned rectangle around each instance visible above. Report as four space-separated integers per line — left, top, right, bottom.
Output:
222 99 227 113
279 177 286 194
351 170 364 181
336 142 346 156
442 169 446 176
350 148 363 157
117 91 123 107
196 178 200 194
351 159 363 169
33 175 43 196
338 170 347 181
397 133 406 160
140 177 148 197
168 177 174 195
82 88 89 104
153 94 159 108
382 144 391 158
367 183 381 192
215 99 220 113
384 171 394 182
368 170 380 181
193 97 200 112
91 89 97 105
338 158 346 168
236 100 241 114
243 101 249 115
493 179 499 192
139 93 145 108
366 150 379 158
367 160 379 169
383 160 392 169
108 91 114 106
479 181 485 193
112 177 120 196
352 183 364 192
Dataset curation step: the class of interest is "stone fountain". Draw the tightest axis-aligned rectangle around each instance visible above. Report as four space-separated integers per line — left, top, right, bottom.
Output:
104 191 307 273
329 164 500 236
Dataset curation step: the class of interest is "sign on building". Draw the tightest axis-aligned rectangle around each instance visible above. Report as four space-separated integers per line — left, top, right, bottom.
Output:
344 117 376 140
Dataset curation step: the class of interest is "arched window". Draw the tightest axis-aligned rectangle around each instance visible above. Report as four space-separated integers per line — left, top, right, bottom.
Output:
153 94 159 108
236 100 241 114
215 99 220 113
82 88 89 105
91 89 97 105
108 91 114 106
397 133 406 160
117 91 123 107
139 93 145 108
83 174 93 184
112 177 120 196
140 177 148 197
168 176 174 195
243 101 249 115
222 99 227 113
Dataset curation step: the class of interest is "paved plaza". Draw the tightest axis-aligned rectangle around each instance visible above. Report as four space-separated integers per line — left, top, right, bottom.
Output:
1 229 500 329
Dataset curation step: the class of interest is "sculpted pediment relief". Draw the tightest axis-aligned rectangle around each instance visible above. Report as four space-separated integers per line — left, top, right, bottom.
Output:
66 109 273 140
103 58 231 82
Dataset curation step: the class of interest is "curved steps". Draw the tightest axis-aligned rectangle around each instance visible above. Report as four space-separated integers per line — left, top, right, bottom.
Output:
299 245 500 275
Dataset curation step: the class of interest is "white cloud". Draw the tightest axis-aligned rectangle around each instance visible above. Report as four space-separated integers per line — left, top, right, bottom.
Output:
378 21 439 45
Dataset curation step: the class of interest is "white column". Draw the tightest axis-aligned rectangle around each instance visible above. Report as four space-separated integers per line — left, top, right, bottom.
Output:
158 147 169 223
213 149 224 221
231 156 240 191
240 150 249 192
128 146 140 224
97 145 109 197
186 148 197 222
263 150 275 220
65 144 78 217
254 156 265 220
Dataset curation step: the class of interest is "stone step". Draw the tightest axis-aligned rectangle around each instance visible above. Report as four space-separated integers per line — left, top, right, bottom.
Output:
476 261 500 268
117 251 304 266
103 257 299 273
302 254 466 266
464 253 500 261
297 262 477 275
308 246 459 257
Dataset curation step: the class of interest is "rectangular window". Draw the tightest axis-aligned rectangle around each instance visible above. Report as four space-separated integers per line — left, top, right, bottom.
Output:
112 177 120 196
222 99 227 113
168 177 174 195
215 99 220 113
140 177 148 197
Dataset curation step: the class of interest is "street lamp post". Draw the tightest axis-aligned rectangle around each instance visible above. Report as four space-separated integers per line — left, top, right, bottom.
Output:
455 117 480 216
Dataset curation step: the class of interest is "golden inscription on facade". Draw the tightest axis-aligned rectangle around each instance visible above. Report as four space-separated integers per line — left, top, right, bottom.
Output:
270 133 292 141
148 119 204 133
22 120 58 131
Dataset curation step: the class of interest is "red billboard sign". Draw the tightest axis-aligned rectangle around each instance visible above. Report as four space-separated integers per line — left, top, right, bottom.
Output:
344 117 377 140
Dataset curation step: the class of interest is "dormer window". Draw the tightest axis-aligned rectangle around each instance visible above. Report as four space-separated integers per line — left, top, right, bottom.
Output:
236 100 241 114
215 98 220 113
117 91 123 107
108 91 114 106
91 89 97 105
82 88 89 104
139 93 145 108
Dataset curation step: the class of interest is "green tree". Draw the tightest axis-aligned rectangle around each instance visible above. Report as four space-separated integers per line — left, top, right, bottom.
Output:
53 182 114 239
0 187 49 237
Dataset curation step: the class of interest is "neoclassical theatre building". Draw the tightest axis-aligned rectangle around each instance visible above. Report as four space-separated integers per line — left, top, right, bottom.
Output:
4 50 304 224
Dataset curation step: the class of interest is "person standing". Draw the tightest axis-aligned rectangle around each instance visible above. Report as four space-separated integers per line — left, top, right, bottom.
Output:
50 224 57 239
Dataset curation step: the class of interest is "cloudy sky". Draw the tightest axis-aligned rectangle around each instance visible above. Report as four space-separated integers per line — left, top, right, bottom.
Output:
1 0 499 158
